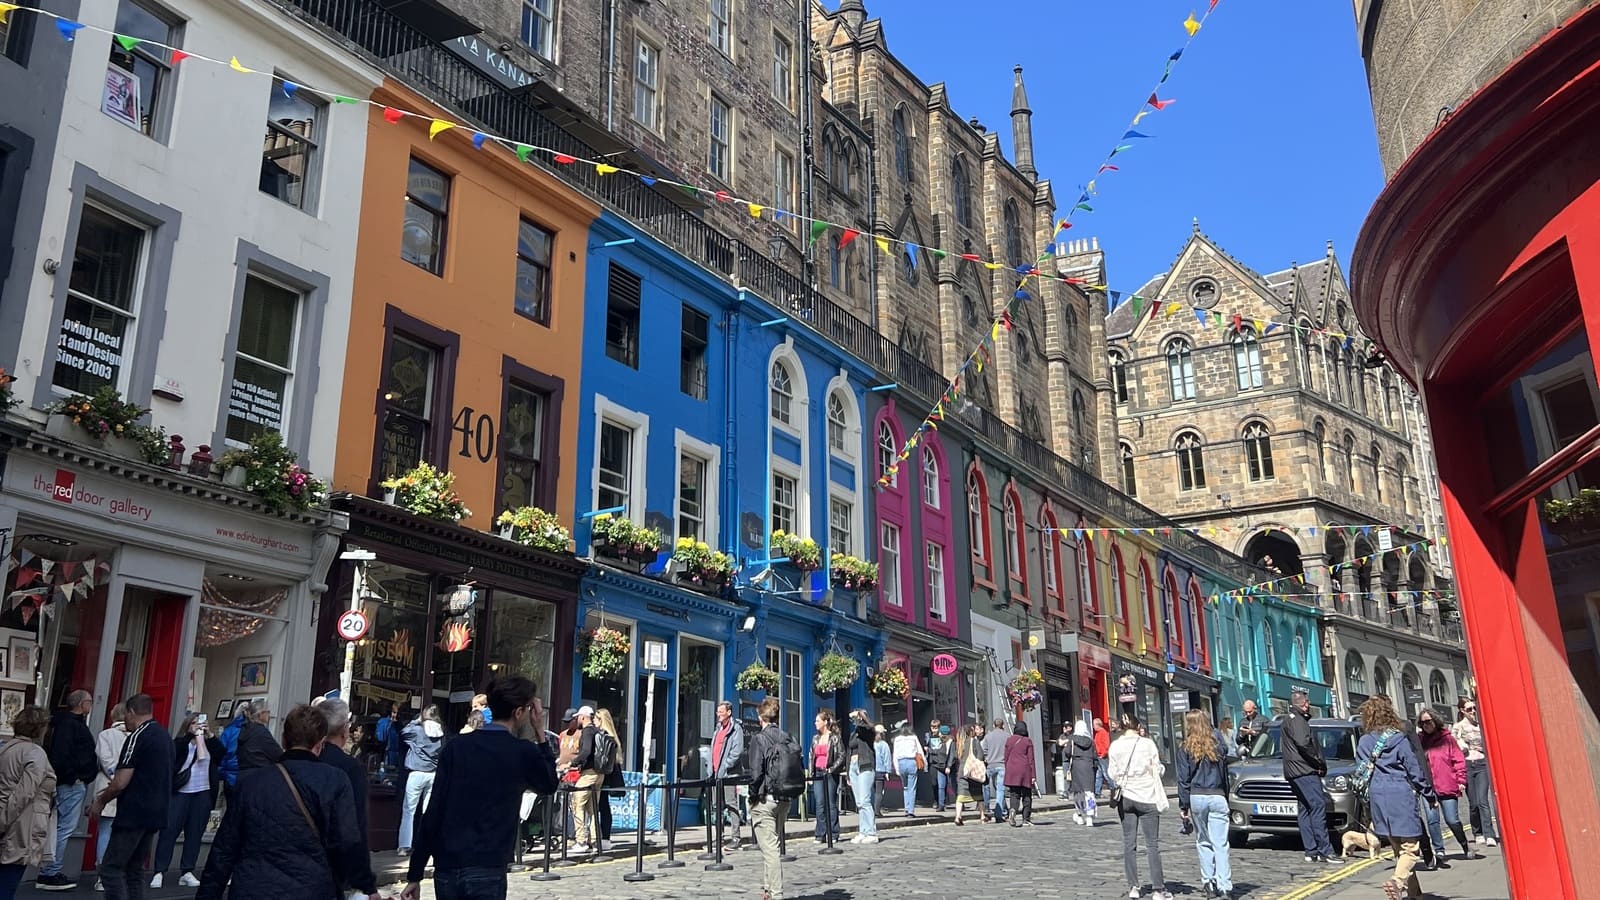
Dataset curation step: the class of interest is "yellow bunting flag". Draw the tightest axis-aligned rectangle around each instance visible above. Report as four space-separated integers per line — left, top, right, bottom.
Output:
428 120 455 140
1183 12 1202 36
595 163 620 175
1166 302 1182 317
1132 109 1151 126
875 237 890 255
748 203 763 218
229 56 253 74
990 321 1002 341
1253 319 1265 332
985 262 1002 270
0 3 16 22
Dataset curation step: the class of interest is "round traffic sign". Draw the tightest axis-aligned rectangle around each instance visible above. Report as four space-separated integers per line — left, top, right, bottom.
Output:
336 609 370 642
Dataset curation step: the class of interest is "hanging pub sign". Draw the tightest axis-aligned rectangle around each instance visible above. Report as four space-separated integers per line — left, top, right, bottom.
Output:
444 584 477 615
931 654 959 676
1117 673 1139 704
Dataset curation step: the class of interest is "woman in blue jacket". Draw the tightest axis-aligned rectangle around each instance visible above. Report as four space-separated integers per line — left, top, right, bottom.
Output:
1356 697 1438 900
1176 710 1233 900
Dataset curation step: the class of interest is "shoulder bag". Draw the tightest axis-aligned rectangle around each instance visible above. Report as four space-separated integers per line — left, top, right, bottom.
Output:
1109 740 1136 808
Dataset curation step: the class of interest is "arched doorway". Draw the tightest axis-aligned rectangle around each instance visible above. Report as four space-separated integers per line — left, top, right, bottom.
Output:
1244 529 1304 580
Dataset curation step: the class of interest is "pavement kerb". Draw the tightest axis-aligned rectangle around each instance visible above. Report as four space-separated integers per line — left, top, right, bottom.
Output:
1270 856 1388 900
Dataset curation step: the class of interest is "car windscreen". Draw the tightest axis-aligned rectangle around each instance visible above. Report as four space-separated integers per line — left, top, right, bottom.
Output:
1245 725 1358 761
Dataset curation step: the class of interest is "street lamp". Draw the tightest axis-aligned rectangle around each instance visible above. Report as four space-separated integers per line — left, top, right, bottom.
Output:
337 547 376 702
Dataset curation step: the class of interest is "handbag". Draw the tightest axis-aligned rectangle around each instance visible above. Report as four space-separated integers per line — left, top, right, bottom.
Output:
962 751 986 783
1109 740 1137 808
915 750 926 772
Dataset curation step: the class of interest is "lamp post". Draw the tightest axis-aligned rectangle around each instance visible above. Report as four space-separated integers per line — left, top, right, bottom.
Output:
338 547 376 700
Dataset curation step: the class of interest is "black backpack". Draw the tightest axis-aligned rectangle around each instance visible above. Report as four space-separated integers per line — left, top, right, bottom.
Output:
762 729 806 800
592 729 619 775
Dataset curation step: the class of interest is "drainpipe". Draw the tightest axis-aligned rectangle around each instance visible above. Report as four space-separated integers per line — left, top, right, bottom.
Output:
604 0 618 130
724 303 741 558
866 132 879 329
799 1 816 293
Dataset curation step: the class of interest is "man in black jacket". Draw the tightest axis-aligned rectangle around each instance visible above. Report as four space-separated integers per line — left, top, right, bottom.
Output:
400 676 557 900
1235 700 1267 757
38 690 97 891
235 700 283 773
313 697 374 885
745 698 790 900
1282 689 1335 863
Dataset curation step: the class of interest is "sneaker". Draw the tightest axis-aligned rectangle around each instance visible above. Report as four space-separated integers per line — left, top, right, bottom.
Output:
94 879 105 893
1127 889 1142 899
1484 837 1499 847
860 835 879 844
1154 892 1175 900
569 843 592 855
1304 854 1317 863
849 835 863 844
179 872 202 887
600 840 614 851
396 848 411 858
150 874 164 889
1023 820 1035 827
36 874 78 892
1072 814 1084 825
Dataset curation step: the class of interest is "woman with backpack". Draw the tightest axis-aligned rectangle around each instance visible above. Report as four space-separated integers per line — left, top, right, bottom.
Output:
594 709 624 852
1067 720 1099 827
1356 696 1439 900
1109 714 1171 900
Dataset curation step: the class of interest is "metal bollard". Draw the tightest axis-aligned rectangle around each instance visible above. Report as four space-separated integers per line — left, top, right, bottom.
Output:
530 791 560 881
705 778 733 872
819 774 842 855
697 779 718 861
622 780 656 882
659 781 685 869
553 786 580 868
778 808 796 863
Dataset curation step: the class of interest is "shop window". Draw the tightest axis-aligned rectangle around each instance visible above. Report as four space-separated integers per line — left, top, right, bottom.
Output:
680 306 710 400
521 0 555 59
770 469 797 535
225 274 300 446
514 219 554 325
1166 338 1196 401
377 329 448 481
926 542 946 621
676 639 723 780
770 361 795 425
880 522 902 607
260 76 322 209
352 562 433 729
108 0 182 139
401 157 449 275
633 37 661 131
488 593 556 715
497 377 550 513
766 647 803 742
829 494 854 556
605 263 641 368
54 205 145 395
580 612 631 761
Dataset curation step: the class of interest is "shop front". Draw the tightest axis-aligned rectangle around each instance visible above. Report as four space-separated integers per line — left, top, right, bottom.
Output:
1166 666 1223 750
1112 656 1174 773
314 495 582 850
1 430 344 877
878 621 979 735
1078 636 1112 724
1266 675 1332 719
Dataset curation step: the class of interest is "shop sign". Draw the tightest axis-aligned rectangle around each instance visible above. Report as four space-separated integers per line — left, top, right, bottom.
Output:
1080 641 1112 671
1113 658 1164 683
227 372 285 436
931 654 958 676
371 627 417 683
1169 692 1190 712
348 520 539 582
448 35 537 91
357 682 407 704
444 584 477 614
336 609 370 642
1117 673 1139 704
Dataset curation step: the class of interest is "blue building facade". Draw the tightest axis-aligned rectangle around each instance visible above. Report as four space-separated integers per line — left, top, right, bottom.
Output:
1211 591 1331 725
570 211 878 783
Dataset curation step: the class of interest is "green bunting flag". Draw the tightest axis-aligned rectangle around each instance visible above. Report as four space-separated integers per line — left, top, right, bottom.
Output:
809 220 830 245
114 34 142 51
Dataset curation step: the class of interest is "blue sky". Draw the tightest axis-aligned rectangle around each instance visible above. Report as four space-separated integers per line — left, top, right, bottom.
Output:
861 0 1384 292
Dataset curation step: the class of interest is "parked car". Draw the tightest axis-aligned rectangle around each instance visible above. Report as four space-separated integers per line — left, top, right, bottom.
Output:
1226 717 1361 848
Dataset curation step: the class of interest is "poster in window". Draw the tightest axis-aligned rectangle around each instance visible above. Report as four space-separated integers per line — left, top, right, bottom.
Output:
102 66 142 130
236 655 271 694
6 638 37 685
0 689 23 735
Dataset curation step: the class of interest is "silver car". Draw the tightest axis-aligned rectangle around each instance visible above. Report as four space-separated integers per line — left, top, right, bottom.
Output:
1225 717 1362 848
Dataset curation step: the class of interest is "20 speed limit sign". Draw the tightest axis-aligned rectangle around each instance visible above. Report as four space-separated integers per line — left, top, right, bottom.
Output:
336 609 370 642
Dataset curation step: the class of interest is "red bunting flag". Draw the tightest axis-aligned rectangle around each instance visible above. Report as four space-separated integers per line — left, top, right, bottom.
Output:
1097 164 1120 174
382 107 404 124
552 154 577 164
960 253 982 262
1231 313 1242 332
170 49 190 65
1147 93 1176 110
713 190 731 203
839 228 861 248
1055 219 1072 232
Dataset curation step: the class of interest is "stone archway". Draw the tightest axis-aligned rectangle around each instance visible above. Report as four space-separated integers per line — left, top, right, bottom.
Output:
1243 529 1305 580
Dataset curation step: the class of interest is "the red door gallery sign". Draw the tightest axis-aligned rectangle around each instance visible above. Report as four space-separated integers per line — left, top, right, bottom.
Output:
931 654 959 676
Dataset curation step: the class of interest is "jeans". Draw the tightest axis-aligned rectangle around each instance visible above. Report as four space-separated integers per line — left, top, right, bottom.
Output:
1096 756 1109 795
1119 799 1165 891
433 865 508 900
96 816 115 865
986 765 1006 818
873 772 887 814
1466 759 1499 840
750 797 790 899
153 790 215 875
896 759 919 815
398 770 435 850
41 781 86 876
934 769 950 810
1426 796 1470 855
1057 765 1070 798
811 773 839 838
1288 773 1335 858
849 766 876 836
1191 793 1233 892
100 825 157 900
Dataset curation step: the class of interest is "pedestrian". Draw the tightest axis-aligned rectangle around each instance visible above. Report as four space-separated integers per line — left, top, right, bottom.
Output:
1397 714 1440 871
1417 710 1475 862
461 694 489 734
1109 714 1171 900
1093 717 1112 796
36 690 96 892
1054 722 1073 799
561 706 603 855
373 703 403 775
217 701 248 797
313 697 375 900
195 704 375 900
398 675 557 900
1356 696 1438 900
396 705 443 857
1177 710 1234 900
1068 720 1098 826
1282 688 1335 863
871 725 891 815
981 717 1010 822
891 721 923 817
1452 698 1499 847
709 700 746 847
1235 699 1267 757
746 697 796 900
0 706 56 900
926 722 952 811
593 708 623 853
1001 722 1036 827
91 705 130 890
150 713 224 888
88 694 174 900
234 699 283 774
951 723 988 826
846 710 878 843
810 711 844 843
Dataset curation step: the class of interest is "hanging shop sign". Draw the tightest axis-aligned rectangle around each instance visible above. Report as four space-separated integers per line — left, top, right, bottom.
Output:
931 654 959 676
444 584 477 615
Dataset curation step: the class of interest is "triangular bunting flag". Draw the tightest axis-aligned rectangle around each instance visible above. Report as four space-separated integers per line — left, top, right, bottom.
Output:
382 107 404 124
748 203 764 218
428 120 455 140
1184 12 1202 36
516 145 534 162
874 237 889 255
905 245 918 270
1148 93 1175 111
839 228 860 248
808 220 830 245
56 19 85 41
1131 296 1144 320
114 34 143 52
1122 130 1153 140
229 57 254 74
596 163 620 175
1194 308 1208 326
471 132 488 150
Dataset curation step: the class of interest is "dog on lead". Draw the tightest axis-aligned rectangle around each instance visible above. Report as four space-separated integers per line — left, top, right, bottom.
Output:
1339 827 1389 860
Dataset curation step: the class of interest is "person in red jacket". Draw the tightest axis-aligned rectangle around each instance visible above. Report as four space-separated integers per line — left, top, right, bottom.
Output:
1001 723 1037 827
1093 717 1112 797
1417 710 1477 863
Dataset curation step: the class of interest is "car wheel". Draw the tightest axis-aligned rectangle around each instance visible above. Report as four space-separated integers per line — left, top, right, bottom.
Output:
1228 831 1249 849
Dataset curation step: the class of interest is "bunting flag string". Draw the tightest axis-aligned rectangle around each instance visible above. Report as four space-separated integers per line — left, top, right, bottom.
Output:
1104 289 1384 356
1045 521 1436 541
1209 538 1445 605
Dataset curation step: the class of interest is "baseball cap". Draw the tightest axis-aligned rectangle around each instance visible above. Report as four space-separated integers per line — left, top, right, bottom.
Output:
578 705 596 717
562 707 579 721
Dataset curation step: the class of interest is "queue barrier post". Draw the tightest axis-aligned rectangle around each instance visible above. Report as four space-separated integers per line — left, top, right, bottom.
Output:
622 779 656 882
705 778 734 872
659 779 689 869
552 785 580 868
530 790 560 881
818 772 843 855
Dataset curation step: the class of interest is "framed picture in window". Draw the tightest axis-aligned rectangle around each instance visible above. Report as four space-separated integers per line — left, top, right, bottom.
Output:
6 637 36 684
236 656 270 694
216 698 235 721
0 688 23 735
102 66 142 130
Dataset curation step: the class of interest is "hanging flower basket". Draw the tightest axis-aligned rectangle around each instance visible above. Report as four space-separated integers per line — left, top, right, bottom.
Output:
495 506 572 553
672 538 734 589
590 513 663 562
829 553 879 592
735 660 781 695
1006 668 1045 712
867 666 909 699
215 431 329 514
814 652 860 694
771 531 822 571
381 462 470 522
581 625 631 678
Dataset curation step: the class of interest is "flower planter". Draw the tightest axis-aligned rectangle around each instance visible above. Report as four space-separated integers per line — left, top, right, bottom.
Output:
382 487 397 505
222 466 248 488
498 523 515 540
45 414 79 442
675 571 728 593
104 435 142 461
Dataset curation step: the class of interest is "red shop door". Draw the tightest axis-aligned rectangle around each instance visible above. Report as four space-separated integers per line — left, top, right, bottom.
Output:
138 592 189 727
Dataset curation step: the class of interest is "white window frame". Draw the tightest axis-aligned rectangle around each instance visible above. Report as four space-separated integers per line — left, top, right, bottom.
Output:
1232 328 1264 391
521 0 556 59
771 462 800 537
826 393 848 454
707 0 731 55
633 37 662 131
591 395 650 524
880 521 903 607
922 445 940 509
674 429 721 545
772 33 793 109
708 92 732 182
824 380 858 460
773 146 796 225
828 489 855 557
53 203 148 398
1003 493 1023 580
1521 353 1600 499
926 541 946 620
770 359 797 429
877 420 898 488
1039 510 1058 597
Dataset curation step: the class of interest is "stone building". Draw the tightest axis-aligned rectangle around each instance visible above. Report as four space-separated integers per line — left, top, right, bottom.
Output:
1105 226 1467 717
